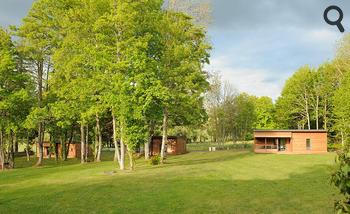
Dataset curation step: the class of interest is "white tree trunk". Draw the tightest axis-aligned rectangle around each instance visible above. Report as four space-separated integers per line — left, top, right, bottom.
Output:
145 122 154 160
315 96 319 130
127 146 134 170
160 107 168 163
80 123 85 164
26 133 30 161
323 101 328 130
112 113 121 165
36 61 44 166
85 125 89 162
0 130 4 171
96 114 102 162
120 126 125 170
305 92 311 130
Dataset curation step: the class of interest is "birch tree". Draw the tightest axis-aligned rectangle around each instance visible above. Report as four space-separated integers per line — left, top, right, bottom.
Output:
157 11 211 163
275 66 314 130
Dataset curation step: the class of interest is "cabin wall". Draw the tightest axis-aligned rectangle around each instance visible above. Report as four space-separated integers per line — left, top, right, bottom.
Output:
36 143 89 158
150 137 187 156
291 132 327 154
151 139 162 156
253 131 327 154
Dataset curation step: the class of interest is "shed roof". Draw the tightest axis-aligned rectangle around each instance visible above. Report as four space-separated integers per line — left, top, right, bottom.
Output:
254 129 327 133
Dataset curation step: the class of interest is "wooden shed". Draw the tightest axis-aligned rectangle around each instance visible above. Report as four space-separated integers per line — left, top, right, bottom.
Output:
36 142 87 159
254 130 327 154
149 136 187 156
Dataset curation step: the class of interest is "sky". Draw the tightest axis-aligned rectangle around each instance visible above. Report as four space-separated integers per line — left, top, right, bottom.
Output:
1 0 349 99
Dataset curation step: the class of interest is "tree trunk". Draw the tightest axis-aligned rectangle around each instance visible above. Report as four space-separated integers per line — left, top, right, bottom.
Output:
145 137 151 160
54 141 58 162
127 146 134 170
65 127 74 159
85 125 89 162
36 123 44 166
323 101 328 130
145 121 154 160
9 132 15 169
80 123 85 164
94 125 98 160
61 136 67 161
112 113 121 164
96 113 102 162
14 137 19 153
0 130 4 171
315 95 319 130
48 135 52 160
120 126 125 170
36 61 44 166
26 133 30 161
160 107 168 164
305 92 311 130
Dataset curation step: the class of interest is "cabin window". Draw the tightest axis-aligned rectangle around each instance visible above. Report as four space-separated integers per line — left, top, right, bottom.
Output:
306 139 311 150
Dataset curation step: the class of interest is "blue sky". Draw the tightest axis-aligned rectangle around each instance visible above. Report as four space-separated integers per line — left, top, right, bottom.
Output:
1 0 349 99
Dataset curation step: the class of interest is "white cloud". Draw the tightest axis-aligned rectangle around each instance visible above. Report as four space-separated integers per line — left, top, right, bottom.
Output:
206 56 285 100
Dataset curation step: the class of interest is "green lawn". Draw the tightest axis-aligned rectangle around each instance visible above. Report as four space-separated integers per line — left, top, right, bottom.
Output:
0 151 339 214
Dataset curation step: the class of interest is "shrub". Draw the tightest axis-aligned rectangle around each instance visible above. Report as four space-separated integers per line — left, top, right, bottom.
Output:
149 155 160 165
330 143 350 213
328 143 343 152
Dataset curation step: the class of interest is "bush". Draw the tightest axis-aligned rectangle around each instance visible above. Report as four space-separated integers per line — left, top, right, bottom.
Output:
330 143 350 213
149 155 160 165
328 143 343 152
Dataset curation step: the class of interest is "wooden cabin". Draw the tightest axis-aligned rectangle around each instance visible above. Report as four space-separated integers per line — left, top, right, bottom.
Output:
36 142 87 159
254 130 327 154
149 136 187 156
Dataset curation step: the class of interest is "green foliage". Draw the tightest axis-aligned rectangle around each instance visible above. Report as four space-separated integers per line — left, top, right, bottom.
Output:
0 28 34 131
329 143 343 152
254 96 276 129
275 66 314 129
232 93 256 140
149 155 160 165
333 73 350 143
331 143 350 213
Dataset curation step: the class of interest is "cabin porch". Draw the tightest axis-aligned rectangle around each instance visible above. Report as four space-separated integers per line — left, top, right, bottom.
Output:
254 137 291 153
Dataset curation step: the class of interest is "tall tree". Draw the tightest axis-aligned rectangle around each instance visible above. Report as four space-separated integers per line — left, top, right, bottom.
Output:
333 72 350 145
157 10 211 163
0 28 33 169
275 66 314 130
16 0 75 166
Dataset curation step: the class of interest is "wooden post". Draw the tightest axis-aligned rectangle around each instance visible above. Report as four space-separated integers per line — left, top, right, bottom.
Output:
265 138 267 152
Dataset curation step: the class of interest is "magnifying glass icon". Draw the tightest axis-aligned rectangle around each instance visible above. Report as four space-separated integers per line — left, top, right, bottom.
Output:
324 5 345 32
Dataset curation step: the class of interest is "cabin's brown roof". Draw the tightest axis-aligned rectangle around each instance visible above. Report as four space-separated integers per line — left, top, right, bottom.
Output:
254 130 327 133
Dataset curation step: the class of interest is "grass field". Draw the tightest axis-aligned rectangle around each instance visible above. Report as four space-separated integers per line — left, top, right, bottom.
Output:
0 151 339 214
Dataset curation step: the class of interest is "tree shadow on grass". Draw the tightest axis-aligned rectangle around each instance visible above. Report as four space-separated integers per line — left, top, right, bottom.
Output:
162 151 254 167
12 151 117 169
0 164 339 214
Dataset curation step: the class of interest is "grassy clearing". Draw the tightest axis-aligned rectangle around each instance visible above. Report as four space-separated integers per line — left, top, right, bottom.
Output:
0 151 339 214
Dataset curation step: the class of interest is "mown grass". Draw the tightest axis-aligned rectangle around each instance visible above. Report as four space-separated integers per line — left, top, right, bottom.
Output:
0 151 339 214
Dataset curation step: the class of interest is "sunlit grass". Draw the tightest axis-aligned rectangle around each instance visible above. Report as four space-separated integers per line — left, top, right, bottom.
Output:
0 151 338 214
